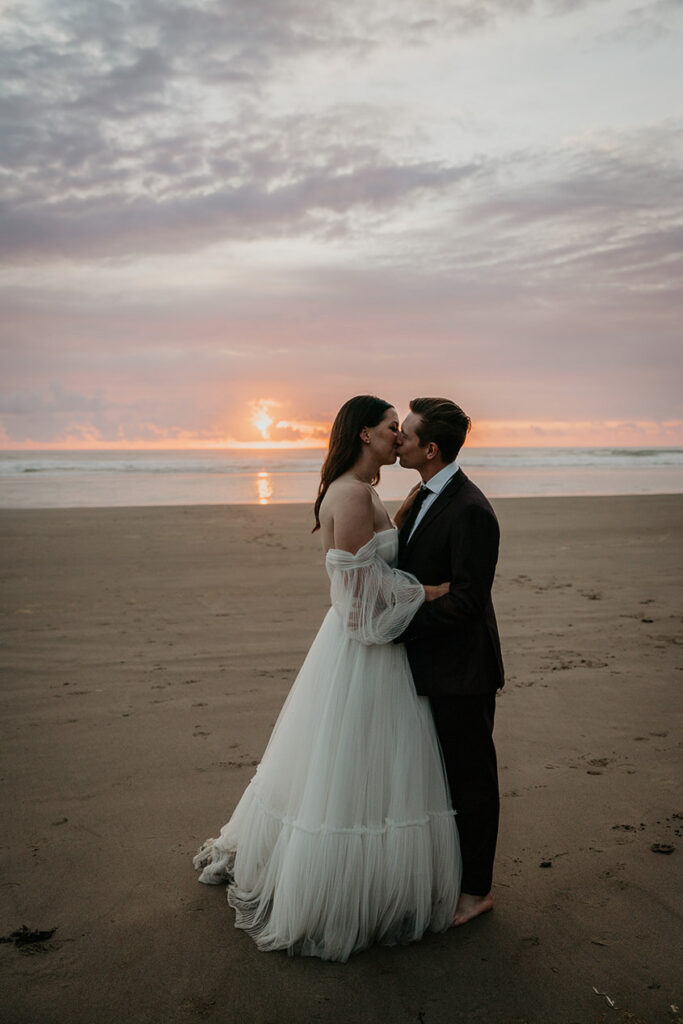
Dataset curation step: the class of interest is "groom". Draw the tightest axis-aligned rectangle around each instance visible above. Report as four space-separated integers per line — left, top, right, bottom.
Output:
395 397 504 926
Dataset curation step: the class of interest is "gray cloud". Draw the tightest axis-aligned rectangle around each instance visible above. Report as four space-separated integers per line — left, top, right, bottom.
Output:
1 0 494 263
0 152 483 260
451 124 683 305
0 0 617 264
0 383 104 415
596 0 683 46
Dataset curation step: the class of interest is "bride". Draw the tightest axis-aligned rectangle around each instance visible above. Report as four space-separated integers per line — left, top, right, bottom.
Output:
193 395 461 961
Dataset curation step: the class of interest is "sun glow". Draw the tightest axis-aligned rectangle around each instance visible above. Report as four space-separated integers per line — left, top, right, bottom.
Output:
2 408 681 452
250 399 279 440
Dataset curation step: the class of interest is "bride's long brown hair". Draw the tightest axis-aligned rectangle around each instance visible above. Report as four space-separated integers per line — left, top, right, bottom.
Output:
312 395 393 532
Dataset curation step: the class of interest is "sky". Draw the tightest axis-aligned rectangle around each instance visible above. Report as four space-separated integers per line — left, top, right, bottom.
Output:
1 0 682 449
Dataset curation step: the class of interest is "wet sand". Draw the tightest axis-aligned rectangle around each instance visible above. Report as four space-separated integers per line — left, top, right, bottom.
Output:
0 495 681 1024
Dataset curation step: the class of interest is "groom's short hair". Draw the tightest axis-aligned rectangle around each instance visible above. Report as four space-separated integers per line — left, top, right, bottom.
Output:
409 397 471 464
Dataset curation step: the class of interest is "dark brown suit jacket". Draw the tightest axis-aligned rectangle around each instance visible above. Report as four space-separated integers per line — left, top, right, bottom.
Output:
396 469 504 697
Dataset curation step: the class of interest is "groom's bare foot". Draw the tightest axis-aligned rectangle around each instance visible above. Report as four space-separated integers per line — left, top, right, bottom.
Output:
451 891 494 927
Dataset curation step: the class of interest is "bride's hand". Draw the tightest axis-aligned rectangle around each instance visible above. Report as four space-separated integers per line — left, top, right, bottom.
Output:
393 483 421 530
424 582 450 602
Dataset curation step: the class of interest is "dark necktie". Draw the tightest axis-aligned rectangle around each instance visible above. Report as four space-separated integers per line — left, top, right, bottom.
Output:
401 484 430 546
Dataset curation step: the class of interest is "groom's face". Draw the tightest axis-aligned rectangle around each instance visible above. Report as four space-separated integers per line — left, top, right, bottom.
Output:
398 413 427 470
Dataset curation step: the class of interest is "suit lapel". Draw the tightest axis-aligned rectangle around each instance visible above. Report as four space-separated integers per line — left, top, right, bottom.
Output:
404 469 467 553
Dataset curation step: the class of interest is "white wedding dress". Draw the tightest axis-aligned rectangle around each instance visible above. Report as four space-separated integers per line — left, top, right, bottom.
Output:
193 528 461 962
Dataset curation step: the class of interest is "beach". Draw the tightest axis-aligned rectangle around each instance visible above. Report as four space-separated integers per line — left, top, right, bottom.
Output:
1 495 681 1024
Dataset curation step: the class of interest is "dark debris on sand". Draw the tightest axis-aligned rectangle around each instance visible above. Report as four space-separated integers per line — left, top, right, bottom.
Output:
0 925 57 951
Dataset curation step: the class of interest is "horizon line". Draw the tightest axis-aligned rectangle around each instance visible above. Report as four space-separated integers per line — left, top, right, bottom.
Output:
2 442 682 453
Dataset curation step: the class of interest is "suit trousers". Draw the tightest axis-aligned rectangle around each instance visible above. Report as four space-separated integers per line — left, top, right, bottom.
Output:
429 692 499 896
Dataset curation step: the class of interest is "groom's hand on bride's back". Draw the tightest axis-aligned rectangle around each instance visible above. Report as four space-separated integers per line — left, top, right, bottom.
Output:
424 581 450 602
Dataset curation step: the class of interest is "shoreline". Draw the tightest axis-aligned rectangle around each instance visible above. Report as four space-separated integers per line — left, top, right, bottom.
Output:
1 494 681 1023
2 488 682 513
2 448 682 511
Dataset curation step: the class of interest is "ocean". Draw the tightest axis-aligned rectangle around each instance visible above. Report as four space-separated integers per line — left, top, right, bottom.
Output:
1 447 682 509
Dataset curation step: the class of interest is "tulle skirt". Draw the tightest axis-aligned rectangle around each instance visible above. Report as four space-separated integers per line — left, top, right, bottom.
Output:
193 606 461 962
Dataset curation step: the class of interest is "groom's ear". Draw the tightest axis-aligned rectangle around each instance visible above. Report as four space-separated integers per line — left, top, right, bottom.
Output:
425 441 439 460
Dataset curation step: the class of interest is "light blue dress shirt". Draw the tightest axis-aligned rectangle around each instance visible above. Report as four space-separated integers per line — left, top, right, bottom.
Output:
407 462 460 541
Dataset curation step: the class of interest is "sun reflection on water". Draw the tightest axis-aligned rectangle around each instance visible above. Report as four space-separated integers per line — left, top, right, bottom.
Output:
256 470 273 504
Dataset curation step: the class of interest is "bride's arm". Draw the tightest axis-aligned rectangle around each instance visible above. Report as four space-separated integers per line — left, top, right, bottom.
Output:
326 499 427 645
328 550 426 645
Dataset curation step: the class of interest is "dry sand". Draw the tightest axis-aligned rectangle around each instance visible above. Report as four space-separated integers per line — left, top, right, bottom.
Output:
0 495 681 1024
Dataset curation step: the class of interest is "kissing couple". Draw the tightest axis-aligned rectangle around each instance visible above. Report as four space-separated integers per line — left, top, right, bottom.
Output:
194 395 505 962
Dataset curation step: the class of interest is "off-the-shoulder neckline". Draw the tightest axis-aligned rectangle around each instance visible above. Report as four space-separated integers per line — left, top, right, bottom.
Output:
324 526 397 559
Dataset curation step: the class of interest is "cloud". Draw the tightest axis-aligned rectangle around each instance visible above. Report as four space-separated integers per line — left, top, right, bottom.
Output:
0 151 483 261
0 383 104 415
455 124 683 301
0 0 617 265
596 0 683 47
273 419 331 443
2 0 492 264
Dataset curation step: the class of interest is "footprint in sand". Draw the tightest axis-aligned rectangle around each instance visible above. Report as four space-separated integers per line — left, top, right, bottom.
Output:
211 757 258 768
612 823 646 843
659 814 683 839
247 533 286 549
535 578 573 593
542 651 608 672
586 757 609 775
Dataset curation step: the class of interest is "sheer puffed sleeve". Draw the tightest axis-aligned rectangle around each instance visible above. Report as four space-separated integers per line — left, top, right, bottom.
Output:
325 535 425 645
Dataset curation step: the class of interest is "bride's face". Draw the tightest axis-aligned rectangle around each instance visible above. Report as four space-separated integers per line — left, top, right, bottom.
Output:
365 407 400 466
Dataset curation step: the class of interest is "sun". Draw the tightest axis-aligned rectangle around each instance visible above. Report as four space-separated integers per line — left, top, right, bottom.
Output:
250 399 279 440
